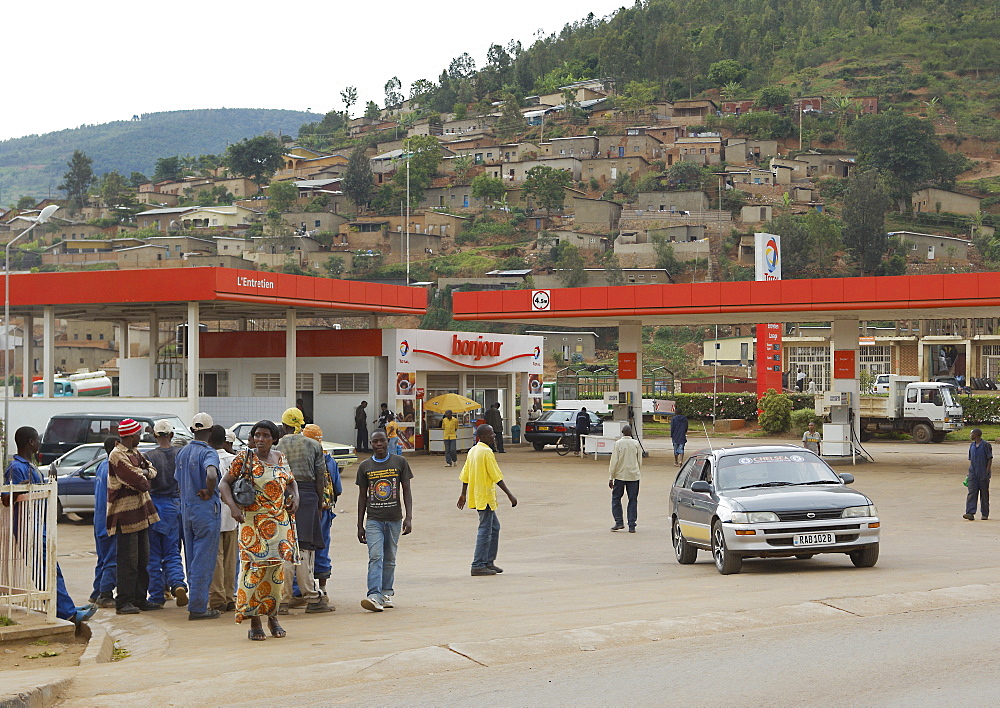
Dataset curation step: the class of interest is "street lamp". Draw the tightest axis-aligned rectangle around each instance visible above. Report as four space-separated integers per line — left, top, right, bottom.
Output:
4 204 58 462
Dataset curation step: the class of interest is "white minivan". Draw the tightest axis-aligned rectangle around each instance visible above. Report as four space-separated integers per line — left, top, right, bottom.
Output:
873 373 894 394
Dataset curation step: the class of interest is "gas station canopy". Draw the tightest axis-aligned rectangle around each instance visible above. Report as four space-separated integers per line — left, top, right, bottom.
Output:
4 267 427 321
452 273 1000 326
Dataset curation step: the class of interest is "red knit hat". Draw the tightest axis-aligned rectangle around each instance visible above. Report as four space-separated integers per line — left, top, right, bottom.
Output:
118 419 142 437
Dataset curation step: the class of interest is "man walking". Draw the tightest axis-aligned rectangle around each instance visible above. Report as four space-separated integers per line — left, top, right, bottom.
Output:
356 400 370 452
485 402 505 453
608 424 642 533
442 410 459 467
4 427 97 626
670 412 689 467
357 430 413 612
174 413 221 620
91 437 118 607
458 424 517 576
144 420 188 609
964 428 993 521
277 408 332 614
107 420 160 615
209 426 238 612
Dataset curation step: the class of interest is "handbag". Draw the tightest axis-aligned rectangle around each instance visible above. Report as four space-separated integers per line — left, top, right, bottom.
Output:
232 449 256 508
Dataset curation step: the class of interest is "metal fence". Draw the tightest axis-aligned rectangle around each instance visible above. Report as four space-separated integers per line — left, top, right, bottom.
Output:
1 481 58 622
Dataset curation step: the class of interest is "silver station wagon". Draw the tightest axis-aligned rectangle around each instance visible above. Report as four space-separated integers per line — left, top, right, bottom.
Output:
669 445 881 574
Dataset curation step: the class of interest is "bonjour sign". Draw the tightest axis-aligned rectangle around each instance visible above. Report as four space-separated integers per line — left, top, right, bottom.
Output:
452 334 503 361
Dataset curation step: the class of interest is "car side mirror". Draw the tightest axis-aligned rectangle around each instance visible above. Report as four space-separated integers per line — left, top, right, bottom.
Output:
838 473 855 485
691 480 712 493
81 469 96 479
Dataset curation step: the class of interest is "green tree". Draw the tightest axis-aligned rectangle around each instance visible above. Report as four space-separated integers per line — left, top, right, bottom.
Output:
652 235 686 276
664 162 708 190
523 165 572 216
758 388 792 434
224 135 284 193
720 81 742 101
268 180 298 213
364 101 381 120
708 60 746 87
602 251 625 286
451 155 474 183
847 112 963 210
394 135 442 207
554 242 587 287
58 149 94 211
471 174 505 206
841 169 891 275
342 146 375 211
496 92 524 141
153 156 182 182
128 172 148 188
614 80 657 115
15 196 35 210
755 85 791 109
324 255 345 277
340 86 358 117
99 170 133 211
384 76 403 109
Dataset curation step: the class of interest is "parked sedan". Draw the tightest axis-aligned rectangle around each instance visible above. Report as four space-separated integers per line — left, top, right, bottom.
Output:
228 422 357 468
523 409 604 451
669 445 880 574
48 443 107 479
57 443 156 519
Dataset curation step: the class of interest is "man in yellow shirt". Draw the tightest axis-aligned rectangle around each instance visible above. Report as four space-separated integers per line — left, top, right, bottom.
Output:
457 424 518 576
441 410 460 467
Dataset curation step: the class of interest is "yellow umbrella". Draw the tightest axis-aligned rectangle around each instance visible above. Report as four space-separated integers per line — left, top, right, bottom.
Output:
424 393 482 414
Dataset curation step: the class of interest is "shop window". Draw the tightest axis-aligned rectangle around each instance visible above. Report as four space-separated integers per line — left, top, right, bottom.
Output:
252 373 281 394
319 373 369 393
200 371 229 397
295 373 314 391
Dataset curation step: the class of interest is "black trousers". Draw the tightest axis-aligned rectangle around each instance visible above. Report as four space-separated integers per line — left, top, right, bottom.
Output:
116 527 150 608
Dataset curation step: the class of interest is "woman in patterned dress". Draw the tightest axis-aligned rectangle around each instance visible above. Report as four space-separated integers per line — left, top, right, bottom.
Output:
219 420 300 641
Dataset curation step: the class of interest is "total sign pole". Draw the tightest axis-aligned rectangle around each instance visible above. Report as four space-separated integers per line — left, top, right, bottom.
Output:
754 233 783 402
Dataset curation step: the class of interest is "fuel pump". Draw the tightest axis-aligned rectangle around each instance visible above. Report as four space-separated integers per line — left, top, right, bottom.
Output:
816 391 854 457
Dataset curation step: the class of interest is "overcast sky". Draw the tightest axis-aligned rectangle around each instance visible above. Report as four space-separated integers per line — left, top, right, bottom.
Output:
0 0 628 142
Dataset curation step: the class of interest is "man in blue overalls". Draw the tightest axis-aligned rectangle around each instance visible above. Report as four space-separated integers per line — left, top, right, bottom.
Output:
144 420 188 609
4 426 96 626
91 437 119 607
964 428 993 521
174 413 221 620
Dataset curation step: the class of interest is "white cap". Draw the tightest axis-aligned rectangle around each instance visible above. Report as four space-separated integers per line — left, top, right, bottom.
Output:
153 420 174 436
191 412 214 430
225 429 236 443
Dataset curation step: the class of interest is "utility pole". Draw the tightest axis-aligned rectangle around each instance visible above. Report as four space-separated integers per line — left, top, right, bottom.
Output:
405 159 410 285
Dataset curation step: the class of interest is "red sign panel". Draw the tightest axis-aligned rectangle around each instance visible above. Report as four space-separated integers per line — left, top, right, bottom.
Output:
618 352 638 380
756 323 783 399
833 350 857 379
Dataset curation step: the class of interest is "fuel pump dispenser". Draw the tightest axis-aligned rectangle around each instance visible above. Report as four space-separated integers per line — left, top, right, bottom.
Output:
604 391 648 457
816 391 855 458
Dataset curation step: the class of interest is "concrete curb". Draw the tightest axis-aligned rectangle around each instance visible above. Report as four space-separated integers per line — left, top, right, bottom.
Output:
0 677 72 708
77 620 114 665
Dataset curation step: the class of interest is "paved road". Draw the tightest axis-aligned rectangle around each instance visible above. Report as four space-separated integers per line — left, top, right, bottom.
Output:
38 438 1000 705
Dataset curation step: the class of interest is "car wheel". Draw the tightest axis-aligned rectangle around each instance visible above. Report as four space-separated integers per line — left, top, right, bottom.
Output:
859 430 873 443
795 554 814 560
57 500 67 523
711 520 742 575
850 544 879 568
911 423 934 444
672 518 697 564
531 442 545 451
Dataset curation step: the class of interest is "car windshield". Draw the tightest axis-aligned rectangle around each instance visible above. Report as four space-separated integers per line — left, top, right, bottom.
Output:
716 451 840 490
941 386 957 407
155 418 193 441
56 446 98 469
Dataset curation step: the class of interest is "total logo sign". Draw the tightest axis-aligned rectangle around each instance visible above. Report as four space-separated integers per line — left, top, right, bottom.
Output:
754 232 781 281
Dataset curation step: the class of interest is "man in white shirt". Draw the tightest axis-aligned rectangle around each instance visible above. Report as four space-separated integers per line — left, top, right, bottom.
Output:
608 425 642 533
209 426 238 612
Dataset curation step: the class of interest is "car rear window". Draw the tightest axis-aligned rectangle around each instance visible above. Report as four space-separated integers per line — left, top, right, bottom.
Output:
716 451 839 490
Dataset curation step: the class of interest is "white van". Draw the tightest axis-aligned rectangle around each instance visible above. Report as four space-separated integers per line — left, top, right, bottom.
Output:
873 373 894 394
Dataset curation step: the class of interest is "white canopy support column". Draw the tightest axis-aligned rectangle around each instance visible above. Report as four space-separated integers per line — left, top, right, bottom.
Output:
42 307 54 399
286 308 297 410
186 302 199 420
148 310 159 397
119 321 130 360
21 315 32 397
618 321 644 440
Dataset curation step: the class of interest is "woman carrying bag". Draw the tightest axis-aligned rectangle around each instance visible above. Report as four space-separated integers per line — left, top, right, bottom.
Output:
219 420 300 641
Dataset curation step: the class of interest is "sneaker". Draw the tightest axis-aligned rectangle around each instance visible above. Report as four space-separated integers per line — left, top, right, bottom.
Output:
486 564 503 574
471 567 497 576
963 513 975 520
361 595 384 612
173 586 188 608
288 595 310 609
188 609 221 621
305 596 334 613
381 595 394 608
611 524 625 531
116 603 141 615
628 527 636 533
137 602 163 611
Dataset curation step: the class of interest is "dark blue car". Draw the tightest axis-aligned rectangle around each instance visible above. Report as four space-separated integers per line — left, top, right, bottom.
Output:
56 443 154 520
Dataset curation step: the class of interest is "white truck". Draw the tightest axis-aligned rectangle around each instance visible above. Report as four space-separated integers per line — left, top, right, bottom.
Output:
858 375 963 443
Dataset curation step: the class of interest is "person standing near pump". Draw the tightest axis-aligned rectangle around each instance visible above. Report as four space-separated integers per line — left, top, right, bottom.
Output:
964 428 993 521
670 412 689 467
575 407 591 452
357 430 413 612
3 427 97 626
107 419 161 615
144 420 188 610
442 410 459 467
802 421 822 455
355 400 370 452
174 413 222 620
485 402 506 453
458 424 517 576
90 437 118 608
276 407 332 614
608 424 642 533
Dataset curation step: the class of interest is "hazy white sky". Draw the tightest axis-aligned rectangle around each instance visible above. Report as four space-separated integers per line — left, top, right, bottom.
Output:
1 0 628 142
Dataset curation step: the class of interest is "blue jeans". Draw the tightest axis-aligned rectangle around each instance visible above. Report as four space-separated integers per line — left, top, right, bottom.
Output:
365 519 401 598
147 496 186 603
56 564 78 620
92 533 117 599
472 508 500 569
314 508 335 579
181 498 221 613
612 480 640 529
444 439 457 465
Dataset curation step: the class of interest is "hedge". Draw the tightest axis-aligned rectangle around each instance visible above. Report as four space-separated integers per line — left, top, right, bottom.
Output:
958 395 1000 424
575 392 816 420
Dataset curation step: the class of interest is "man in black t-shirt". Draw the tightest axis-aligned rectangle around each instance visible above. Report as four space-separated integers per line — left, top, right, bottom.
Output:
356 430 413 612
